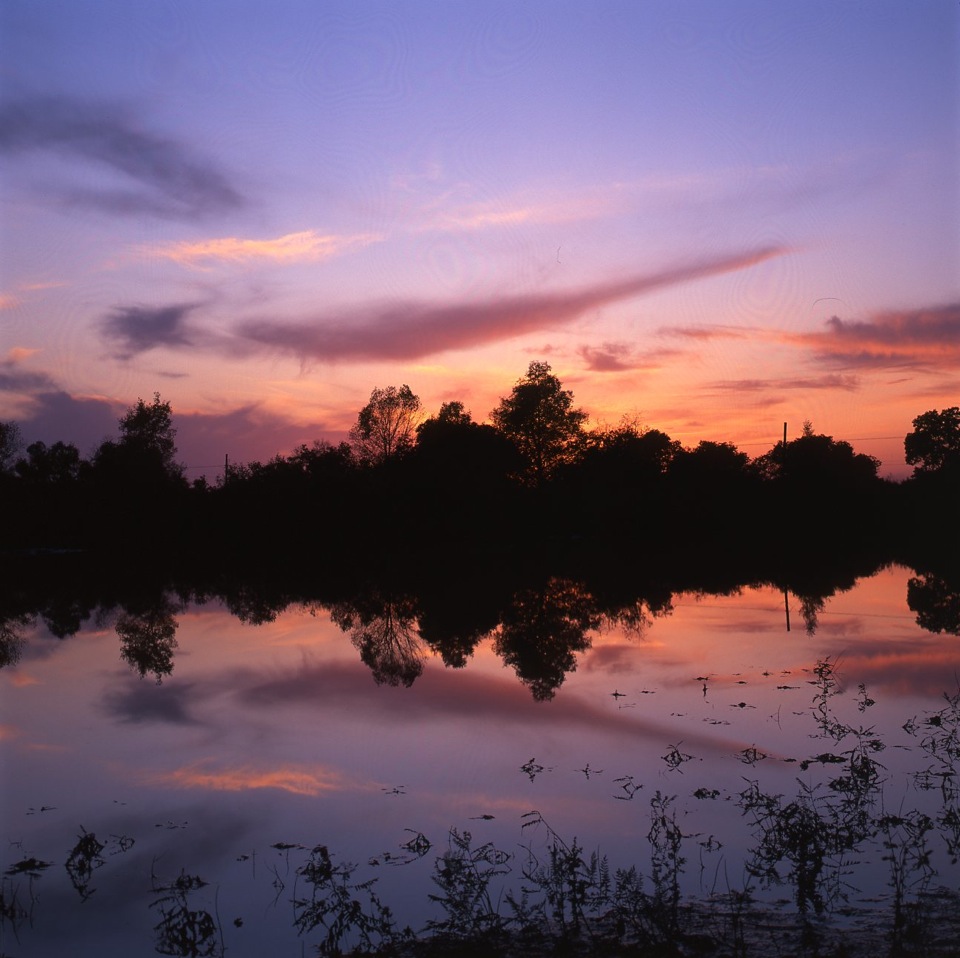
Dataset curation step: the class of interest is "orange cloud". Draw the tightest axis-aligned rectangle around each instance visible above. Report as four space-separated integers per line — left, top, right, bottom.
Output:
148 761 349 796
145 229 382 268
0 293 19 310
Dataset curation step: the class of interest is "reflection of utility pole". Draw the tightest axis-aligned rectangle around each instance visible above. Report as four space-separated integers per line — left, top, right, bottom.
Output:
224 453 229 484
783 588 791 632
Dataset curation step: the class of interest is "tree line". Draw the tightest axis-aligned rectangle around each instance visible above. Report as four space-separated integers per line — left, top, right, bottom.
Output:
1 362 958 560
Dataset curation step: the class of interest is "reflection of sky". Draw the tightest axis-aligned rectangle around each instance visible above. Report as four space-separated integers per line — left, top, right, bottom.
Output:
1 565 958 954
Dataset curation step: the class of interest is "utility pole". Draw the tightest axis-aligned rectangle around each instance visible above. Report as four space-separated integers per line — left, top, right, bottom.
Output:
224 453 229 484
783 421 787 447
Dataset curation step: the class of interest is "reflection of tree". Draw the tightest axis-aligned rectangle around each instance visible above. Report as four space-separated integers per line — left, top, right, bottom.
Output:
41 595 92 639
330 593 424 687
495 579 600 701
117 598 180 683
415 576 502 669
602 593 674 638
797 594 826 636
0 614 30 668
223 583 289 625
907 572 960 635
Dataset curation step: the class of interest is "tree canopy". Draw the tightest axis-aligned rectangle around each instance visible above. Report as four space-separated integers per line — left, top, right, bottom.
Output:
490 361 587 484
350 385 422 465
905 407 960 476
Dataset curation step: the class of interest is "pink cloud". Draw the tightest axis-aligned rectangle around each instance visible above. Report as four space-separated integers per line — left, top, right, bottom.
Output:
237 246 788 363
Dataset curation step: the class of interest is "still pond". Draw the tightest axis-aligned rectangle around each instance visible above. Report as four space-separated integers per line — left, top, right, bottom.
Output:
2 562 959 956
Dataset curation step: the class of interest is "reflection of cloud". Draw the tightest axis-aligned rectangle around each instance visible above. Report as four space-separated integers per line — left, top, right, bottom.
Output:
789 304 960 371
101 303 199 359
148 761 347 797
239 658 748 756
710 374 861 393
144 230 381 268
0 95 244 219
0 293 19 310
238 246 787 363
824 641 960 698
101 681 201 726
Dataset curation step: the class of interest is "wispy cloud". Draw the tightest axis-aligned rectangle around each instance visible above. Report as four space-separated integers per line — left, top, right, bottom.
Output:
101 303 200 359
143 229 382 269
0 293 19 310
0 95 244 219
658 324 753 341
710 374 861 393
789 304 960 370
238 246 788 363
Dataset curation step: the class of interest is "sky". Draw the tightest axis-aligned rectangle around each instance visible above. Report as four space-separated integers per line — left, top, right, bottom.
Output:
1 0 957 480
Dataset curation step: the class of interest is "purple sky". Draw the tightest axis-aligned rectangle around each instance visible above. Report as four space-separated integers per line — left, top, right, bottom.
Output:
1 1 957 479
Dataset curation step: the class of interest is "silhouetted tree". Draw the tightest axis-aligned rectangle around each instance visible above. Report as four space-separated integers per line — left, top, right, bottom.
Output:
491 362 587 484
410 401 524 538
905 407 960 476
669 440 750 483
117 392 183 481
350 385 422 465
288 439 355 480
0 420 22 472
753 427 879 488
14 440 83 484
584 422 681 480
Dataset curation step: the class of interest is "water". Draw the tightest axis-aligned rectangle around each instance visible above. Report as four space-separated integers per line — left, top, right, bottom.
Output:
2 562 958 955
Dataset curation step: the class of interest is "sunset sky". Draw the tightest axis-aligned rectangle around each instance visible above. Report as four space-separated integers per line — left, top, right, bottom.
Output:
1 0 957 480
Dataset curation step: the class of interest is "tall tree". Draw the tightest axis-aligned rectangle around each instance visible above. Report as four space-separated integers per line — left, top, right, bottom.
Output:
905 407 960 476
0 420 22 473
115 392 183 481
490 361 587 484
350 385 422 465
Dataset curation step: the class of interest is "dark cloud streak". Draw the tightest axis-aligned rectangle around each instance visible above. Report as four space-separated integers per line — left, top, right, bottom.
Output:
0 95 244 219
101 303 198 359
792 304 960 371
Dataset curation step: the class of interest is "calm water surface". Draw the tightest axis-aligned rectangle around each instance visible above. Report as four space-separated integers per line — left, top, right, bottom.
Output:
2 563 958 955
